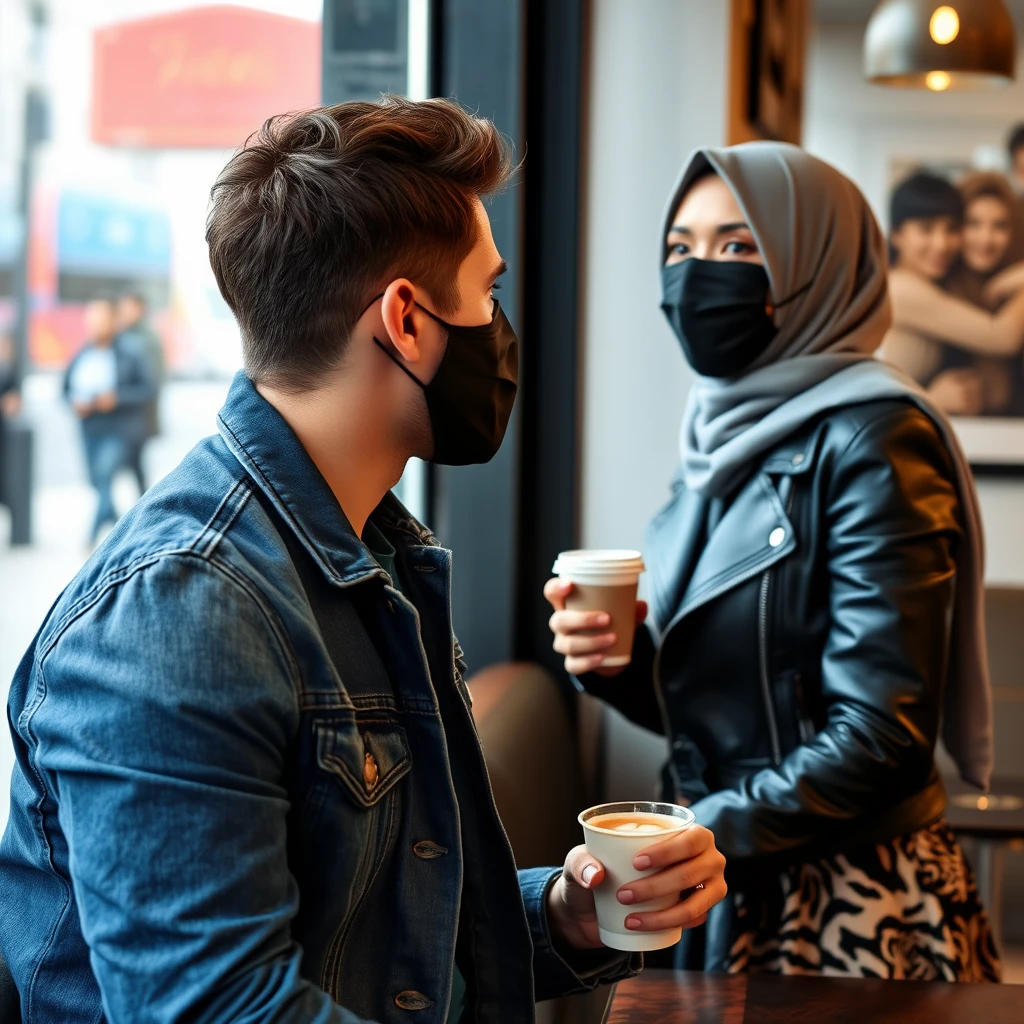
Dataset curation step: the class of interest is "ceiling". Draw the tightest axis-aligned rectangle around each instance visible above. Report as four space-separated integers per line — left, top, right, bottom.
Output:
814 0 1024 25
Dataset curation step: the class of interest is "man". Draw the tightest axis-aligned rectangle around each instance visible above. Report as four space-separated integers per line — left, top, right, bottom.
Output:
1007 122 1024 195
0 98 726 1022
116 290 165 493
63 296 154 545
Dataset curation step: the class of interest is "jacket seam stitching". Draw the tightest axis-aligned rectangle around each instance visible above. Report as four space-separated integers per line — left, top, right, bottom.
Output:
20 658 74 1019
203 552 304 695
191 478 250 557
40 480 250 650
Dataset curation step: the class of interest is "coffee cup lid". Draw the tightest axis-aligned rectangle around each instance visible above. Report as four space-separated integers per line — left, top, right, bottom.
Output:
552 549 645 576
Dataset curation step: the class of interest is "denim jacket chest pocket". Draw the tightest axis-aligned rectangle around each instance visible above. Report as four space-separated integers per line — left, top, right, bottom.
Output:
314 716 411 810
291 713 411 958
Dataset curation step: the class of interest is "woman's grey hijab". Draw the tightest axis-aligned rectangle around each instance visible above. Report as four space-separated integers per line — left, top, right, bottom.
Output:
665 141 992 790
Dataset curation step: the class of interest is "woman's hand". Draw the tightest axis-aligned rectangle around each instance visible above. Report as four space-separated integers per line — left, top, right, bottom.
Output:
545 825 728 950
983 261 1024 304
544 577 647 677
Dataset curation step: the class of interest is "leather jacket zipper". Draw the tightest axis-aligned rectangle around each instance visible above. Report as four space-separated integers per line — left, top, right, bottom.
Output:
758 569 783 767
759 478 796 768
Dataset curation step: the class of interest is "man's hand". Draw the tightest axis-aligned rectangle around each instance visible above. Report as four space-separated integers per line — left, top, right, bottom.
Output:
545 825 727 951
94 391 118 413
73 399 94 418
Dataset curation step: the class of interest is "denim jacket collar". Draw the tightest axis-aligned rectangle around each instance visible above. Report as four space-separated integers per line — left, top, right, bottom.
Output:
216 371 434 587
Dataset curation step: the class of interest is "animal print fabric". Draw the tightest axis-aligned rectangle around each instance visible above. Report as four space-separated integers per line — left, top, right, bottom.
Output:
725 821 1002 981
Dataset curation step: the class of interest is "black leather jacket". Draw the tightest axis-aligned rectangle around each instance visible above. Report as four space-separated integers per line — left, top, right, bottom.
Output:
582 399 960 867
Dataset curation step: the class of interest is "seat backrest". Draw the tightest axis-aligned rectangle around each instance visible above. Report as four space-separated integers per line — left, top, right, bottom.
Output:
0 948 21 1022
467 661 586 869
986 587 1024 780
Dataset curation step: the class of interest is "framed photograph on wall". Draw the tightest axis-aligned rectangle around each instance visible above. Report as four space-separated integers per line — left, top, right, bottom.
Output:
886 159 1024 473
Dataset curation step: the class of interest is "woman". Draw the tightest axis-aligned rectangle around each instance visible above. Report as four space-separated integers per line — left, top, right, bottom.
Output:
942 172 1024 414
547 143 1000 981
883 171 1024 415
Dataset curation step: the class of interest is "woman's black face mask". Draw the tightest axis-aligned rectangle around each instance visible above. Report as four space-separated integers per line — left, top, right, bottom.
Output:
374 298 519 466
660 258 778 379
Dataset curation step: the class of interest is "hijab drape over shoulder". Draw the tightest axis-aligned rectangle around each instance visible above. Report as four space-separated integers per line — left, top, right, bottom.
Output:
664 142 993 790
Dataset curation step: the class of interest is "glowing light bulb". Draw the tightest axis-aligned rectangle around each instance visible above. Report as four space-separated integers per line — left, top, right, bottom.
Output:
977 796 990 810
930 6 960 45
926 70 952 91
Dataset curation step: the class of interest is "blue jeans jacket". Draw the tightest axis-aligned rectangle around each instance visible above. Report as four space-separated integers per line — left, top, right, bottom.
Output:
1 372 633 1023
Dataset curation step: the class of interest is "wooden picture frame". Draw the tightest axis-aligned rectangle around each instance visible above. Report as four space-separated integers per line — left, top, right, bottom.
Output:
728 0 807 146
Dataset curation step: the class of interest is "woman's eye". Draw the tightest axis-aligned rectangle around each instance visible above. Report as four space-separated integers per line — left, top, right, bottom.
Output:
491 281 502 291
725 241 752 255
670 243 690 256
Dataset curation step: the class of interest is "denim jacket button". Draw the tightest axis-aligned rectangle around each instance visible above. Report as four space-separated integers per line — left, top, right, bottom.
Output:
413 840 449 859
395 990 434 1011
363 752 379 791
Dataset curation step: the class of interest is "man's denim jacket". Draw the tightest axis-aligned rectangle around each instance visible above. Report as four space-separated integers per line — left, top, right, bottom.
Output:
1 372 634 1023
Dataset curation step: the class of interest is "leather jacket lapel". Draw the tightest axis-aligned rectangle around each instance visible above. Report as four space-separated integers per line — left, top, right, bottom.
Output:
647 471 796 633
645 481 709 635
678 472 795 619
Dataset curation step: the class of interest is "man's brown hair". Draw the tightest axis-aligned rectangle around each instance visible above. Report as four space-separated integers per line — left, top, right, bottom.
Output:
207 96 513 392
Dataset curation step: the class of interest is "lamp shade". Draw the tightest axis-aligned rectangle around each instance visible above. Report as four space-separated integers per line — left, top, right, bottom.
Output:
864 0 1016 88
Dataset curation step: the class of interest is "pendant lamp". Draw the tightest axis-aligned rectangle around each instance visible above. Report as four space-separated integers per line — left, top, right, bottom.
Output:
864 0 1016 89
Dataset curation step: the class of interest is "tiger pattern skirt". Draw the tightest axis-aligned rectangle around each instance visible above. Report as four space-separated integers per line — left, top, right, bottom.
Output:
724 821 1002 981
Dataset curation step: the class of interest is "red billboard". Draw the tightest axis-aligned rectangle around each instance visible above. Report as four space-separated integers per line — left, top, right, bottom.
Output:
92 5 321 148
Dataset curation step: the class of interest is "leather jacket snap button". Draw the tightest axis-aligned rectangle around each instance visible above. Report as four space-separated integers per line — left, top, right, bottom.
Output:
413 840 449 859
769 527 786 547
791 452 805 465
395 990 434 1011
363 752 379 790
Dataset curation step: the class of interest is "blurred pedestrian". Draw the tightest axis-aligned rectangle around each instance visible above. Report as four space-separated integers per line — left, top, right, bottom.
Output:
0 332 22 516
116 291 164 493
64 297 154 545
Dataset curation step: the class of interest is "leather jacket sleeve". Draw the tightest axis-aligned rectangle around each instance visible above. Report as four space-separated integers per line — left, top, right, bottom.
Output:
692 407 961 861
572 624 664 735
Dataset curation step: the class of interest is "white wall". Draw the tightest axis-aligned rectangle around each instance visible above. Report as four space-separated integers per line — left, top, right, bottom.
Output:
805 22 1024 584
580 0 732 798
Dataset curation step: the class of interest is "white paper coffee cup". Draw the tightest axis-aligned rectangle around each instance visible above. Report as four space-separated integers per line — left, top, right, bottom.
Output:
578 800 695 951
552 550 645 666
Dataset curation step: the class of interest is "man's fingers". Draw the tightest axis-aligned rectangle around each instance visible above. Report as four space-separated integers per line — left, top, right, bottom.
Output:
624 877 727 932
562 845 606 890
635 599 649 625
633 824 716 871
617 848 723 904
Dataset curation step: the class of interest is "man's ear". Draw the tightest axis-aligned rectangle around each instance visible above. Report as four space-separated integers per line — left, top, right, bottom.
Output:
380 279 425 366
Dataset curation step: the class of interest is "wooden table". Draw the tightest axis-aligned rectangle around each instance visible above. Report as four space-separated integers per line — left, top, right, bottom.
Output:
603 970 1024 1023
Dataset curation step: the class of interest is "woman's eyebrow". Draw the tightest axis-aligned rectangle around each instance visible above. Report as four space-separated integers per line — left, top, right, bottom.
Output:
667 222 751 236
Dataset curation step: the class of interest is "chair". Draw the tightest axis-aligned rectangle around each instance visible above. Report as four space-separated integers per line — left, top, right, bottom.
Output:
0 948 21 1022
467 661 609 1024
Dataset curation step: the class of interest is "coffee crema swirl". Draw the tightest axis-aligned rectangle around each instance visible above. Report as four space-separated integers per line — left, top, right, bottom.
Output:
587 812 683 834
